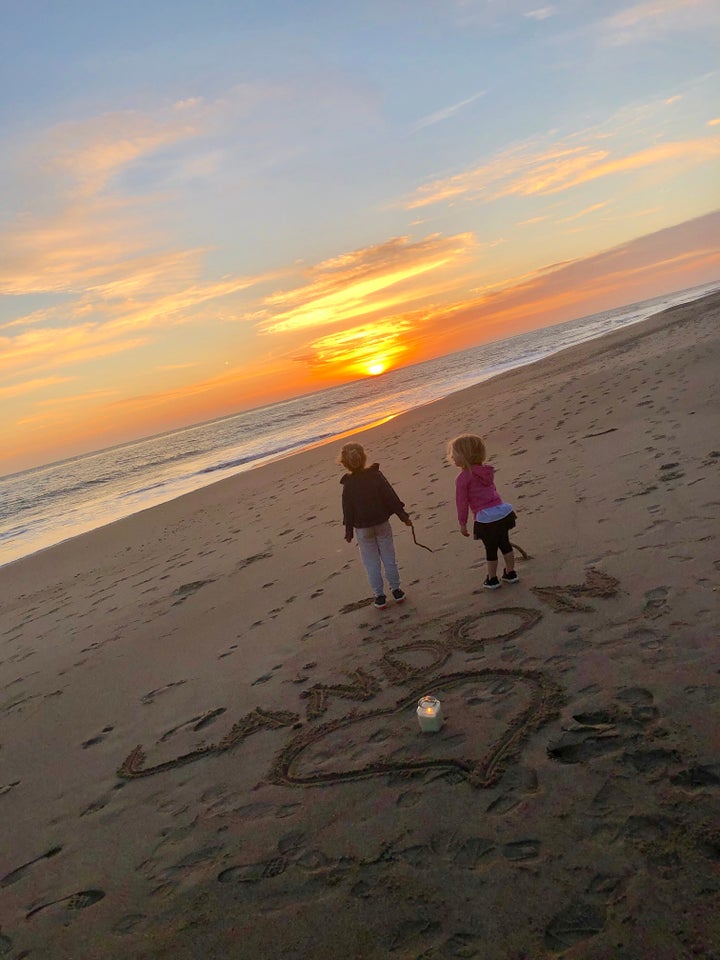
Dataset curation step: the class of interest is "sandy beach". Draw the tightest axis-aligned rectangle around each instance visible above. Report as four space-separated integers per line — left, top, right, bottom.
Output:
1 291 719 960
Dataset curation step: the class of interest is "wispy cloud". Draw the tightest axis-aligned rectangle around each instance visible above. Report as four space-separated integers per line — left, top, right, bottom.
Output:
46 110 199 198
444 210 720 339
256 233 474 335
405 128 720 208
411 91 486 132
0 217 202 297
524 7 557 21
0 94 283 392
556 201 610 224
1 269 276 384
0 327 149 381
526 138 720 195
30 389 118 411
600 0 718 45
0 376 74 400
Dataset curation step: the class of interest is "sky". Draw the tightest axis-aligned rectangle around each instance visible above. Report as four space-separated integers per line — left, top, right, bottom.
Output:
1 0 719 475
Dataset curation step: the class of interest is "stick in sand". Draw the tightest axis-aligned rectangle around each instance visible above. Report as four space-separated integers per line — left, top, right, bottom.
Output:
410 523 434 552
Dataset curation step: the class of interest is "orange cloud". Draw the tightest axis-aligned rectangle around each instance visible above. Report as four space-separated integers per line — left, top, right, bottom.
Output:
0 376 74 400
256 233 474 335
0 200 161 296
19 390 118 424
434 211 720 345
518 138 720 195
407 135 720 208
556 202 610 224
4 212 718 475
0 325 149 381
0 272 271 382
299 318 414 376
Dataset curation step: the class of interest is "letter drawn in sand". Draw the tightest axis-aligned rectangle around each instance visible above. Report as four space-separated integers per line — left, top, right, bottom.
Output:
117 708 299 779
300 668 381 720
447 607 543 651
531 568 620 612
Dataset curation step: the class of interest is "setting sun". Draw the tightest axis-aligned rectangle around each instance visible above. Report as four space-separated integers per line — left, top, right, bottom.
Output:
367 361 386 376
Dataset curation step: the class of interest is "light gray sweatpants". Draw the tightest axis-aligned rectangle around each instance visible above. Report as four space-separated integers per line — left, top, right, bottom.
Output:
355 521 400 597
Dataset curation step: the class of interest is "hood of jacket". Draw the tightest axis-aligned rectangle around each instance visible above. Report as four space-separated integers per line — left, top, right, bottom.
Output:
340 462 380 484
469 463 495 485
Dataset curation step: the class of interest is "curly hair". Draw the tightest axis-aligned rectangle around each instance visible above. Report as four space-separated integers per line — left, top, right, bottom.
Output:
339 442 367 473
447 434 486 470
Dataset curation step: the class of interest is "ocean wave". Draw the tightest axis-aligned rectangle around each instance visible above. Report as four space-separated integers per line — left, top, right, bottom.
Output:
198 432 337 474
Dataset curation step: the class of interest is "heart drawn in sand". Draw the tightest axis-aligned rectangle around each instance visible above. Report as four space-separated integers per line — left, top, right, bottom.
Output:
268 669 563 789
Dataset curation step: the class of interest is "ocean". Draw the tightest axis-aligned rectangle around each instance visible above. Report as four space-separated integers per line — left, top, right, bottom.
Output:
1 282 716 567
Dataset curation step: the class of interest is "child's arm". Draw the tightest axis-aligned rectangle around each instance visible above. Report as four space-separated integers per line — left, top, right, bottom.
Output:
342 486 354 542
379 473 411 523
455 473 471 536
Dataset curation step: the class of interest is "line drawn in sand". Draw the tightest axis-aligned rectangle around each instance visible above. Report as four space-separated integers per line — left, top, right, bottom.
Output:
117 707 299 779
268 668 563 790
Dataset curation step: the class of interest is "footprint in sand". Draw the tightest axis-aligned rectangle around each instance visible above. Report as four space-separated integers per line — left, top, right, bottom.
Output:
543 898 607 953
82 725 114 748
26 888 105 920
112 913 146 934
141 680 187 705
696 829 720 862
670 764 720 788
1 846 62 888
171 579 215 605
251 673 274 685
502 839 540 861
217 857 288 884
643 585 670 614
389 917 440 952
81 793 115 817
340 598 374 614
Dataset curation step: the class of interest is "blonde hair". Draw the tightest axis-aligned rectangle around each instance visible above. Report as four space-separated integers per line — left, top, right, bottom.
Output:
448 434 486 470
339 442 367 473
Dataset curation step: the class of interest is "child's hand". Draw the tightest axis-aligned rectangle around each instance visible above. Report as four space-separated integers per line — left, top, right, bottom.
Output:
460 525 470 537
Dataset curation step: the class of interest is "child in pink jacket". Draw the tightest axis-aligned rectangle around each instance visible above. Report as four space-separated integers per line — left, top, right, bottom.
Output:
449 434 517 590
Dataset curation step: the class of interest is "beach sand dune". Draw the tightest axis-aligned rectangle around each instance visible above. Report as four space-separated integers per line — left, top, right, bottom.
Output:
1 292 719 959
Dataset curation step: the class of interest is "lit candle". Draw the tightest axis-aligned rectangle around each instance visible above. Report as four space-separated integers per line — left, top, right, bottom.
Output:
416 695 444 732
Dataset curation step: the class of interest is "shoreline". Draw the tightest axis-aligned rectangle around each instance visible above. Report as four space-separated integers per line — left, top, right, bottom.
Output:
1 290 719 959
4 284 717 571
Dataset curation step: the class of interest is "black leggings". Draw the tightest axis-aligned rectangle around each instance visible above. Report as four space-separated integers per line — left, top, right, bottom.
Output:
473 511 517 561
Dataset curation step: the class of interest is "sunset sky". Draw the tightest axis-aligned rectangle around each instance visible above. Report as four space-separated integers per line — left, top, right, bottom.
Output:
2 0 719 474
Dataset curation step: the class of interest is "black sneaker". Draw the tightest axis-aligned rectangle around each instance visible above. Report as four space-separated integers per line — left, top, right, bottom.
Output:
391 588 406 603
374 594 388 609
501 570 519 584
483 576 501 590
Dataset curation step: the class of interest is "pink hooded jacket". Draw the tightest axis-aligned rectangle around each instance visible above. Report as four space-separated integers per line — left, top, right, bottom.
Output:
455 464 503 524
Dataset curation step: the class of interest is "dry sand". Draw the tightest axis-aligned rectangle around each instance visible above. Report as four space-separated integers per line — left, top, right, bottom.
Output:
1 291 719 960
